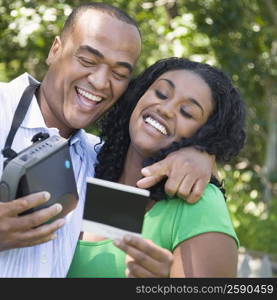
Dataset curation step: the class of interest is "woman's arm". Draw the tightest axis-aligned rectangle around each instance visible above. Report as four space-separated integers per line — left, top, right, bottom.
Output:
170 232 238 277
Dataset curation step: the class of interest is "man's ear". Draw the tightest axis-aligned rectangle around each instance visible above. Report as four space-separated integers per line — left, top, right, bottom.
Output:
46 36 62 66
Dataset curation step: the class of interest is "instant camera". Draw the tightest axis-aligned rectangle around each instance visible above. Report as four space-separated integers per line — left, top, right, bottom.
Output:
0 133 78 221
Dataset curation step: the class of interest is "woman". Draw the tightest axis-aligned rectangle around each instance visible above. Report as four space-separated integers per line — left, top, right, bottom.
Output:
67 57 246 278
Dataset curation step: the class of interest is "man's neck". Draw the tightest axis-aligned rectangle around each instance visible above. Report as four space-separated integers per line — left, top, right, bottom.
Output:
37 85 75 139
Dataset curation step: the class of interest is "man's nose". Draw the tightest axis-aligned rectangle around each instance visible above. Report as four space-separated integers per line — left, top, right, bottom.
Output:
88 65 110 90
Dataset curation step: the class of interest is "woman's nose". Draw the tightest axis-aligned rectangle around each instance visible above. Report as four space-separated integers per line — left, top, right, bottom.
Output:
157 101 176 118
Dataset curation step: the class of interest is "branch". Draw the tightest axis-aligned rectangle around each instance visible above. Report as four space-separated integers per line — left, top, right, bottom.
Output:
263 0 277 27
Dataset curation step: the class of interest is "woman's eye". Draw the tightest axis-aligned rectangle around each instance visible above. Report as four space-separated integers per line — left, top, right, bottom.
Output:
155 90 168 100
181 109 193 119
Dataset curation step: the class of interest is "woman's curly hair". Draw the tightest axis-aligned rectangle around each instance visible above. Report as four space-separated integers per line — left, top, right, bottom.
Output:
95 57 246 200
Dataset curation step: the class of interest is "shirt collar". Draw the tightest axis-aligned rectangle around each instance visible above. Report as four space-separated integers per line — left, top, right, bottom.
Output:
69 129 87 157
69 129 86 146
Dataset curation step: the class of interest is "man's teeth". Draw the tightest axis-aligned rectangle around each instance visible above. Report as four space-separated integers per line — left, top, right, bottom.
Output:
77 88 102 102
145 116 168 135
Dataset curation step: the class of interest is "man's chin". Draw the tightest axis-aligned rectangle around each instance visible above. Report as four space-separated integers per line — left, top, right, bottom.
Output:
69 118 97 131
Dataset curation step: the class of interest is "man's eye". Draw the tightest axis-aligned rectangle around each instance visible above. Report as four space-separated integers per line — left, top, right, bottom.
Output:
113 71 127 80
155 90 168 100
77 56 96 66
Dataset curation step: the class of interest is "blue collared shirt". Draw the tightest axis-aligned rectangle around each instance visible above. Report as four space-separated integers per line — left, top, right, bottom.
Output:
0 73 100 277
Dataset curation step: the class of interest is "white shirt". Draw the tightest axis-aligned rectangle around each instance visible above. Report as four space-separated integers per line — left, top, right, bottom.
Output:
0 73 100 277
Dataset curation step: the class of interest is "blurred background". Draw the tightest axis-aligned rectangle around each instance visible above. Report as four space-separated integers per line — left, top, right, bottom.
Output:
0 0 276 277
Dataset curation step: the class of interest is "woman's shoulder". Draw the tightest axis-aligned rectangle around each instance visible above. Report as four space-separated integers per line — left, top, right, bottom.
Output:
144 184 239 250
157 183 235 233
196 183 226 208
154 183 226 213
145 183 227 236
167 184 237 248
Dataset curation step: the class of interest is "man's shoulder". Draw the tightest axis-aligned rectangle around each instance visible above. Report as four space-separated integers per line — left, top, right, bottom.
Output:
0 73 33 107
0 73 30 90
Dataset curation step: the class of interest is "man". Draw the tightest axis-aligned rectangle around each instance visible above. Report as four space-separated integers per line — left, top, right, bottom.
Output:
0 3 213 277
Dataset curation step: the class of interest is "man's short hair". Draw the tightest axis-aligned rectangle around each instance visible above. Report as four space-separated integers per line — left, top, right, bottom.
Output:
61 2 140 41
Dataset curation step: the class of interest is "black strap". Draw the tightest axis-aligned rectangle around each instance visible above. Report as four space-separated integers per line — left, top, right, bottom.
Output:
2 77 40 159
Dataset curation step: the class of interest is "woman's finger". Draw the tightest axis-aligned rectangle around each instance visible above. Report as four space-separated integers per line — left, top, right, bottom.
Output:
126 260 157 278
121 235 172 262
113 235 172 276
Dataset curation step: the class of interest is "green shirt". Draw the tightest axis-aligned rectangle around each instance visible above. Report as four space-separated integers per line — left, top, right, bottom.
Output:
67 184 239 278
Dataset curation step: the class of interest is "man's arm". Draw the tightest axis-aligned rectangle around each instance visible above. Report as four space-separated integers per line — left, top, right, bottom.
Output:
137 147 215 203
0 191 65 251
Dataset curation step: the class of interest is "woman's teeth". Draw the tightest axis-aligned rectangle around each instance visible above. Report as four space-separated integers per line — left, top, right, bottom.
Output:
144 116 168 135
77 87 102 102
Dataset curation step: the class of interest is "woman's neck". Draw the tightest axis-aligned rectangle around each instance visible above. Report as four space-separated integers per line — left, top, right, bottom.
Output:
119 146 157 212
118 146 145 187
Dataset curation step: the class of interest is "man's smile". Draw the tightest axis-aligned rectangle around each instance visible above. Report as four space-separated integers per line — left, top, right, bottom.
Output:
76 87 103 103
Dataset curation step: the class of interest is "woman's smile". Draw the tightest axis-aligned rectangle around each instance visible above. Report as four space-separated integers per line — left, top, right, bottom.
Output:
143 113 169 136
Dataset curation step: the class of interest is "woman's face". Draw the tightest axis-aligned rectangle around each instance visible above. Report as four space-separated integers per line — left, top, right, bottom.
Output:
129 69 214 158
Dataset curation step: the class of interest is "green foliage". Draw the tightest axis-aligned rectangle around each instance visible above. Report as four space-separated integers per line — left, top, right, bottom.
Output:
221 164 277 254
0 0 276 255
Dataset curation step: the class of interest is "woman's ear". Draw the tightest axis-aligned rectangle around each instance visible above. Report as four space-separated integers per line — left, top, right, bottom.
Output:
46 36 62 66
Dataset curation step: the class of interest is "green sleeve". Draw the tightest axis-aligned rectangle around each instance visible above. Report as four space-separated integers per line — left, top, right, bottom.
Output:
169 184 239 250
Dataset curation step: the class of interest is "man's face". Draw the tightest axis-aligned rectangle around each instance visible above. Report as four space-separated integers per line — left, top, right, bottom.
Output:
41 9 141 137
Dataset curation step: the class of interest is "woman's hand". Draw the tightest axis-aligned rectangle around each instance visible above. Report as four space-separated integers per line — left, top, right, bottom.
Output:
113 234 173 278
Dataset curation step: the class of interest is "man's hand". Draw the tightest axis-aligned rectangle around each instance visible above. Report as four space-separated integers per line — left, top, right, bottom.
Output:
113 235 173 278
0 191 65 252
137 147 214 203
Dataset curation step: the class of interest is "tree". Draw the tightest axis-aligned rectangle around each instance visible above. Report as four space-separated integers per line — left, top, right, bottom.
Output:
0 0 276 255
